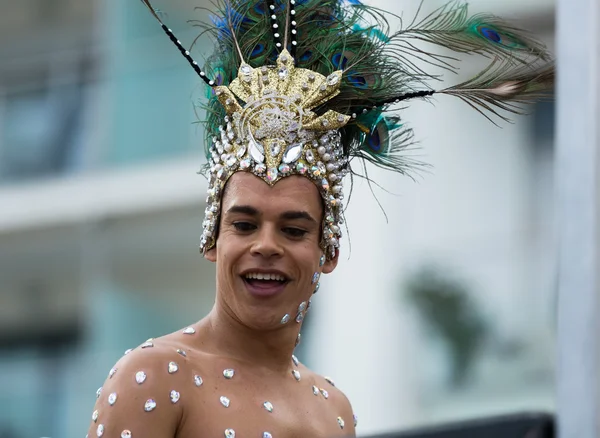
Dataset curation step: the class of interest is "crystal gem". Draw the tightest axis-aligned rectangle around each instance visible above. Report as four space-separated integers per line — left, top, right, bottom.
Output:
263 434 273 438
226 155 237 168
170 390 181 404
109 367 117 378
96 424 104 437
183 327 196 334
124 348 133 355
220 396 231 408
321 179 330 191
295 312 304 323
313 385 319 395
353 414 358 427
281 314 290 324
305 150 315 163
96 387 102 398
136 371 147 384
296 333 301 346
337 417 345 429
325 377 336 387
321 119 330 127
121 431 132 438
194 375 203 387
298 301 307 312
292 355 299 366
236 145 247 158
320 84 327 91
314 282 321 294
223 369 235 379
108 393 117 405
280 55 288 63
311 165 321 177
271 145 281 156
263 401 274 412
302 82 309 91
216 168 226 180
168 362 179 374
320 388 329 399
225 429 236 438
249 138 265 163
141 341 153 348
283 143 303 163
319 255 326 266
307 299 312 311
292 370 301 381
278 163 291 174
241 64 252 75
92 410 99 422
255 163 266 173
278 66 288 80
239 158 252 170
327 74 340 86
144 399 157 412
177 349 187 357
266 167 279 182
312 272 320 284
308 73 316 82
296 162 307 174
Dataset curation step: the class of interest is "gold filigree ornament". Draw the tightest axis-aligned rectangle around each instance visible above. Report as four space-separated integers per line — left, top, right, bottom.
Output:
201 50 351 259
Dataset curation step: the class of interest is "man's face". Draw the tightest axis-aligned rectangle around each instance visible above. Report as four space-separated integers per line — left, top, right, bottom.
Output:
205 172 338 330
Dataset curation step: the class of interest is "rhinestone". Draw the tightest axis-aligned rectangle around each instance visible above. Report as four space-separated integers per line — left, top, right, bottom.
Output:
321 179 330 190
263 433 273 438
168 362 179 374
170 390 181 404
353 414 358 427
236 145 247 158
317 146 326 156
226 155 237 168
319 255 326 266
321 119 330 127
292 370 301 381
249 138 265 163
108 393 117 405
281 314 290 324
124 348 133 355
271 144 281 156
278 66 289 80
121 431 132 438
223 369 235 379
96 424 104 437
325 377 336 386
307 299 312 311
312 385 319 395
141 341 153 348
302 82 309 91
96 387 102 398
261 66 268 73
319 84 327 91
292 355 299 366
278 163 291 174
92 410 99 422
266 167 279 182
135 371 147 384
225 429 235 438
305 150 315 163
337 417 345 429
255 163 266 173
177 349 187 358
144 399 157 412
298 301 307 312
263 401 274 412
308 73 316 82
193 375 203 387
320 388 329 399
296 333 301 346
239 158 252 169
220 396 231 407
296 162 308 174
183 327 196 334
295 312 304 323
240 64 252 75
312 272 320 284
327 74 340 86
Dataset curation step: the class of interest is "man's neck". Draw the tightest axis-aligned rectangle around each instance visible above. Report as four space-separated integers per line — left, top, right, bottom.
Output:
196 304 299 374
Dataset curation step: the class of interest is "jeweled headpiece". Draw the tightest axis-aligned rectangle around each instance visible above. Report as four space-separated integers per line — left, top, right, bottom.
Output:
139 0 554 259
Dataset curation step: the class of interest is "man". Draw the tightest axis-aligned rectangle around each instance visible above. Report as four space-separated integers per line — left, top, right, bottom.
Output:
87 0 553 436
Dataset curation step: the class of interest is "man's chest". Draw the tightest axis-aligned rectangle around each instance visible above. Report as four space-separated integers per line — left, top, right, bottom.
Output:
177 371 349 438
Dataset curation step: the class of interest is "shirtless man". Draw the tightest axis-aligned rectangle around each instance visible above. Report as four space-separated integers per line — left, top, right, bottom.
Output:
87 173 355 438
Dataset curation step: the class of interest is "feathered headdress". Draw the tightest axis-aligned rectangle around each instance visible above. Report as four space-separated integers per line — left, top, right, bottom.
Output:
139 0 554 259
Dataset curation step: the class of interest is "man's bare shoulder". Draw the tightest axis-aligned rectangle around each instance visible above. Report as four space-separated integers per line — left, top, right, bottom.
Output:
86 333 203 438
297 361 358 434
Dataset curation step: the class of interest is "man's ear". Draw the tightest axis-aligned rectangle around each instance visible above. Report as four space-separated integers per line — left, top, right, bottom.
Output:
204 246 217 263
322 249 339 274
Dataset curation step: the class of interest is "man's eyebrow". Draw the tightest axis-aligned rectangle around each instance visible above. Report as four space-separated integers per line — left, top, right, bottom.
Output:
280 211 318 224
226 205 260 216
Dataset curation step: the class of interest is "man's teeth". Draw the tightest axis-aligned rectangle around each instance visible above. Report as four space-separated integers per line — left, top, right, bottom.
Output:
245 272 286 282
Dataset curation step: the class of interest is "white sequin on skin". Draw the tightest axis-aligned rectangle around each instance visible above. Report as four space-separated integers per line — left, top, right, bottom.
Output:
108 393 118 405
96 424 104 437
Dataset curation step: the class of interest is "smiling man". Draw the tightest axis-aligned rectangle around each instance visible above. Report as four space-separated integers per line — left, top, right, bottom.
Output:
86 0 553 436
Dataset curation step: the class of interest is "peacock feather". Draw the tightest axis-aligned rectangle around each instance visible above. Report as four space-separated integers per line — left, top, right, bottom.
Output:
138 0 554 177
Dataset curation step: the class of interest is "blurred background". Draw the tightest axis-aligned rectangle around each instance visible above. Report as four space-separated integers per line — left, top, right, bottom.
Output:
0 0 556 436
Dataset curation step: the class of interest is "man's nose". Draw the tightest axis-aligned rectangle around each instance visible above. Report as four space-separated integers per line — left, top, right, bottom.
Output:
250 225 283 258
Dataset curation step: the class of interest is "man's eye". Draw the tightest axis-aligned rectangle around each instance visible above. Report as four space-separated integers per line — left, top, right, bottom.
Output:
233 222 256 232
283 227 307 238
